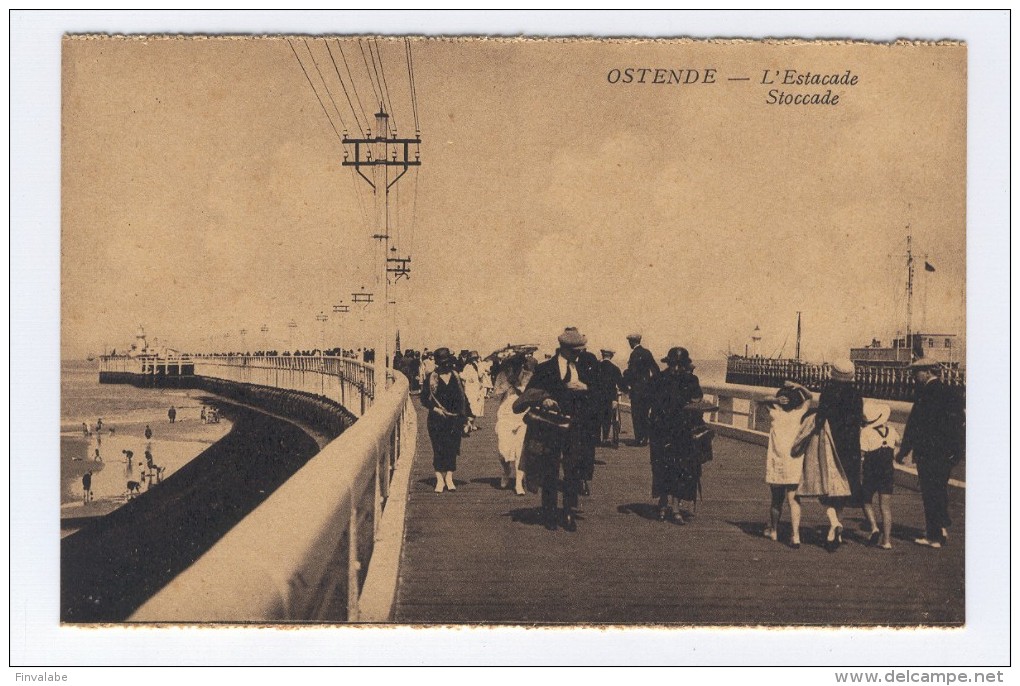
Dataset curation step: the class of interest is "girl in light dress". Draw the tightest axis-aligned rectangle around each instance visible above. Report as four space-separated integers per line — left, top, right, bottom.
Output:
763 382 812 548
493 350 537 495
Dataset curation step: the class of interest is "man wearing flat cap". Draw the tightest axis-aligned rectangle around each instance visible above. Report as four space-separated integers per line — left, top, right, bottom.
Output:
514 327 599 531
623 333 659 446
897 360 965 548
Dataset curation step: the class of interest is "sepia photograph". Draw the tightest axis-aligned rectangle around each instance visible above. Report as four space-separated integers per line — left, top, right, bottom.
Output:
12 10 1011 670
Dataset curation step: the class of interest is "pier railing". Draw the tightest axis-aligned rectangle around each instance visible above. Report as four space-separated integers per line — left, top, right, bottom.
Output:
700 382 913 446
724 357 965 402
192 354 375 417
129 356 415 623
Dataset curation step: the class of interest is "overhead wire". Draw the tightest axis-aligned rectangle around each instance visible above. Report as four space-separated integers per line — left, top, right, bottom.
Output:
287 38 344 144
324 39 365 134
372 38 398 134
405 38 420 132
358 39 383 111
336 40 371 134
302 39 348 133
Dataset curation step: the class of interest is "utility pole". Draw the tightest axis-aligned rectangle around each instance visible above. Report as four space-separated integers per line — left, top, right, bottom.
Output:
288 320 298 354
352 287 374 361
260 324 269 353
333 303 350 356
343 105 421 388
315 311 329 355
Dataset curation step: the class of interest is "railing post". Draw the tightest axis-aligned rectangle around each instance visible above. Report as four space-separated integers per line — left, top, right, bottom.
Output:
347 501 360 622
717 395 734 426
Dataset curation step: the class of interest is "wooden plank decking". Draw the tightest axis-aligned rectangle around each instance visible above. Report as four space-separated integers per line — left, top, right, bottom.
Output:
393 397 964 625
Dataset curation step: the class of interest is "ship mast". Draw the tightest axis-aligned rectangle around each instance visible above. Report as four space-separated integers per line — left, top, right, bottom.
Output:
905 232 915 351
795 311 802 361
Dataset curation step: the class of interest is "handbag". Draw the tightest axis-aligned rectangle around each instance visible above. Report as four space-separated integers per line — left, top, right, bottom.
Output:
691 425 715 464
522 407 572 434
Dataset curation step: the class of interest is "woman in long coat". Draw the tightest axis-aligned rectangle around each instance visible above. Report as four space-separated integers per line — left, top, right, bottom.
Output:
648 347 705 524
421 347 469 493
794 359 862 550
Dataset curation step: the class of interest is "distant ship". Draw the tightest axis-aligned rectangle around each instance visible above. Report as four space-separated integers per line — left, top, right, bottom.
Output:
727 235 965 401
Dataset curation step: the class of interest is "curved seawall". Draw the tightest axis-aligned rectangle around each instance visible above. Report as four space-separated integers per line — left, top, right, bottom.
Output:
61 380 353 622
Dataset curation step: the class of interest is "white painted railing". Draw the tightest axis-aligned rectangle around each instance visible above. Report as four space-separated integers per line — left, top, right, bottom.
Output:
193 354 375 417
700 381 913 445
129 357 415 622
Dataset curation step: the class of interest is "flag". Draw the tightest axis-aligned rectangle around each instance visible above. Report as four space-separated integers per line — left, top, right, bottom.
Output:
924 261 936 272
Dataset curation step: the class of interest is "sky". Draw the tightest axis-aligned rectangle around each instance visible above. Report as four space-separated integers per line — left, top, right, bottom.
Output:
61 36 967 363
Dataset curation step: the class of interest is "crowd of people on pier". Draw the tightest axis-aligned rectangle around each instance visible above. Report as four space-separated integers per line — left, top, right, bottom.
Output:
420 326 965 547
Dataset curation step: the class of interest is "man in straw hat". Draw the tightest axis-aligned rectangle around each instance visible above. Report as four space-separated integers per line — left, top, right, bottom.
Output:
623 332 659 446
897 360 965 549
514 327 599 532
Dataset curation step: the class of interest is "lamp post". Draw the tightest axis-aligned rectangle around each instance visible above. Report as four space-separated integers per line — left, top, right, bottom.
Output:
287 320 297 354
260 324 269 354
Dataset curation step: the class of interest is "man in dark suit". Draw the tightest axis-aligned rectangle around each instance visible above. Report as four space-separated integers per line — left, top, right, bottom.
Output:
514 327 599 531
595 349 624 445
623 333 659 446
896 360 965 548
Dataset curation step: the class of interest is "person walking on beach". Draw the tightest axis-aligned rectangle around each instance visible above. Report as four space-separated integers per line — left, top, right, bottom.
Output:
762 382 812 548
168 406 177 424
421 347 470 493
82 470 93 505
93 448 102 462
896 360 965 549
96 418 103 432
200 406 207 423
144 424 153 441
82 422 90 437
624 333 659 446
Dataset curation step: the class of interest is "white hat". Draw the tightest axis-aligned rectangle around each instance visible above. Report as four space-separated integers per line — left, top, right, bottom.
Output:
863 401 891 427
830 358 856 382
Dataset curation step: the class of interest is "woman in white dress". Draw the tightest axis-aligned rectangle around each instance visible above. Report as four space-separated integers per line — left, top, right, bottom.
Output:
763 382 812 548
493 350 536 495
460 352 486 429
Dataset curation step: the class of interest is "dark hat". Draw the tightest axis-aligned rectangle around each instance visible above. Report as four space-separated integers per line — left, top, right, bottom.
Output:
907 358 940 371
772 383 811 411
433 347 455 363
626 332 642 341
600 348 615 356
661 346 693 369
557 327 587 349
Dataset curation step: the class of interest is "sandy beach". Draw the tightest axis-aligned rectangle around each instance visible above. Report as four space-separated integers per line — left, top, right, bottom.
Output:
61 398 321 622
60 399 231 534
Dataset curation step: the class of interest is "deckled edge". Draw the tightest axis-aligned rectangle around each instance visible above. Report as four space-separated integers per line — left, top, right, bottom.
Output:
61 34 966 47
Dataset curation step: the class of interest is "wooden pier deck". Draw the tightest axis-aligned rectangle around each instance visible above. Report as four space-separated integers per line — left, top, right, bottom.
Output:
393 398 964 625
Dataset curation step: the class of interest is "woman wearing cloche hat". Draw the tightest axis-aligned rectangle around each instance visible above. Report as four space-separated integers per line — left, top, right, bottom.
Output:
809 358 865 550
646 346 706 524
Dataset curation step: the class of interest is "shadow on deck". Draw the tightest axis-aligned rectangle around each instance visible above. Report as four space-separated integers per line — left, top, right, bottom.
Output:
394 398 964 625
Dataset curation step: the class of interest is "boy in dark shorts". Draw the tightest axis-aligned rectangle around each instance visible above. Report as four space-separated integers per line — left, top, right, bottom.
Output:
860 402 899 549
